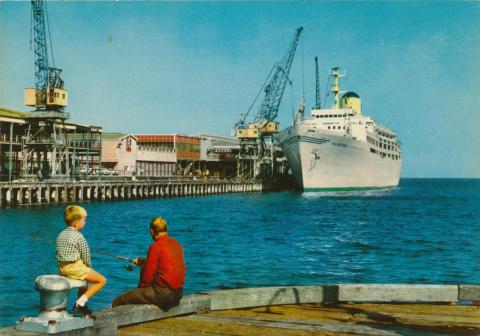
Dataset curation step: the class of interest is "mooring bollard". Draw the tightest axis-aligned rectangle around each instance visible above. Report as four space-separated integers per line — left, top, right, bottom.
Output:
16 275 94 334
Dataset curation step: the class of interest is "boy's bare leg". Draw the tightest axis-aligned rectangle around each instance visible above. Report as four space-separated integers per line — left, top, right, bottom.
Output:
78 287 87 299
83 269 107 298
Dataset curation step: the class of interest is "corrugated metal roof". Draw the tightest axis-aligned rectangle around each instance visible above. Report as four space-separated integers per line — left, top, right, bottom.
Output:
135 134 200 145
0 107 28 119
0 107 103 132
136 134 175 143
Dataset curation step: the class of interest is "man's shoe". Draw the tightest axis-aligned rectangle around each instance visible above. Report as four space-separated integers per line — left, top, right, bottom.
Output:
72 303 95 318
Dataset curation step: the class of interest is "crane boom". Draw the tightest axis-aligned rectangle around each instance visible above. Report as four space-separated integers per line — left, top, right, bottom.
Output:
254 27 303 123
31 0 49 103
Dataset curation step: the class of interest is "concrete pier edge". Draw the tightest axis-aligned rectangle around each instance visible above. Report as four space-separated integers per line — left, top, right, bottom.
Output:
1 284 479 335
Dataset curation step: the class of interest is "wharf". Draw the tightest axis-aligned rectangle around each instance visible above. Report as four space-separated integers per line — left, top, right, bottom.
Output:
0 178 264 207
2 284 480 335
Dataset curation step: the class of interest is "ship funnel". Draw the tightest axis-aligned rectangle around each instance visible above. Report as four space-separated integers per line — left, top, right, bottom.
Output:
341 92 362 115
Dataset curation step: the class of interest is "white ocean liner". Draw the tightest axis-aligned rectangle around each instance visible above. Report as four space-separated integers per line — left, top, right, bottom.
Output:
277 68 402 191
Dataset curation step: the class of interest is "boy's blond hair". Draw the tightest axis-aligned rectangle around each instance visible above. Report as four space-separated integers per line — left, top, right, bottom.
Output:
150 217 168 235
64 205 87 225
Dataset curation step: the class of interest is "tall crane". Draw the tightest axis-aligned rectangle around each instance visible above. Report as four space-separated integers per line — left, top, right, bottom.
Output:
236 27 303 179
236 27 303 137
26 0 67 113
22 0 70 179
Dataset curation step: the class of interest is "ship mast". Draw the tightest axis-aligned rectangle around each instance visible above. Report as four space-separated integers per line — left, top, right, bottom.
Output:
330 67 345 109
314 56 321 109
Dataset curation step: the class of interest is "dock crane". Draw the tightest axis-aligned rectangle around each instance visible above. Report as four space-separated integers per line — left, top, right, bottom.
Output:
22 0 70 179
236 27 303 179
25 1 67 112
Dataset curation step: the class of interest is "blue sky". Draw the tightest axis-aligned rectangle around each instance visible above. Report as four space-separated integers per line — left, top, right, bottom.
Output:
1 1 479 178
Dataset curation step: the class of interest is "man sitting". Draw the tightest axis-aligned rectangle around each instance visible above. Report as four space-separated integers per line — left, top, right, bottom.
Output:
112 217 185 310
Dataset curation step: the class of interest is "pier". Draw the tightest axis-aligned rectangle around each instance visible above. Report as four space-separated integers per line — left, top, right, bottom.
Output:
2 284 479 335
0 179 264 208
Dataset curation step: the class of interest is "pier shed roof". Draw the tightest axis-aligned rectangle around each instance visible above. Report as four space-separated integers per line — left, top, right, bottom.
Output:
136 134 175 143
0 107 28 123
135 134 201 145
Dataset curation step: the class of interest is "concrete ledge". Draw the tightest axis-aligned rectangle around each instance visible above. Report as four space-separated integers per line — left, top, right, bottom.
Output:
459 285 480 301
111 293 211 327
338 284 458 303
92 310 117 336
3 283 479 335
209 285 338 310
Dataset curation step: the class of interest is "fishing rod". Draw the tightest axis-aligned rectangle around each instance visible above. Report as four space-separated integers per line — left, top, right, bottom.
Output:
27 236 139 271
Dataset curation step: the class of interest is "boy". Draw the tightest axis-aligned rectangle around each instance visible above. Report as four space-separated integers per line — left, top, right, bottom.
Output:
56 205 107 317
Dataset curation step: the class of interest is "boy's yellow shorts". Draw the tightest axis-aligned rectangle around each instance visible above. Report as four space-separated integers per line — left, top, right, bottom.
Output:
58 260 90 280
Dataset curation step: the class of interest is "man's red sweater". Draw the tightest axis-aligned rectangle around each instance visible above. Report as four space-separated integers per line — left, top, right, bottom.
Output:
139 234 185 289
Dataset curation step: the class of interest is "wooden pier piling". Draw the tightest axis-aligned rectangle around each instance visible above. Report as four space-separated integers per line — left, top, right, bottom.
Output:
0 179 265 208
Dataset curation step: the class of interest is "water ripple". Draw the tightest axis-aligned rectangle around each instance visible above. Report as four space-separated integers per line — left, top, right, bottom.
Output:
0 179 479 327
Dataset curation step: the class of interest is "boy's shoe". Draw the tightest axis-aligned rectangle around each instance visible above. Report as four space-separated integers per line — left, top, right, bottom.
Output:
72 303 95 318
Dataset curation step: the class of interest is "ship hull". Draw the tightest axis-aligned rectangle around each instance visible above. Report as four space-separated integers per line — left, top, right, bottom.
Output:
277 126 401 191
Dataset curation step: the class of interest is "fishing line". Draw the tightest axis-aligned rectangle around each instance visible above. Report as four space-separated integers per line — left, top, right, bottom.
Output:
27 236 138 270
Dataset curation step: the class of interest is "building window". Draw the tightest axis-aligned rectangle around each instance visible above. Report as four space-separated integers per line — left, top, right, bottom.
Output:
126 138 132 152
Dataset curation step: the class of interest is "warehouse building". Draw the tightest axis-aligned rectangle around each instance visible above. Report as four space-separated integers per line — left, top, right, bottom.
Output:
100 133 243 179
199 133 239 178
0 107 102 181
100 134 201 177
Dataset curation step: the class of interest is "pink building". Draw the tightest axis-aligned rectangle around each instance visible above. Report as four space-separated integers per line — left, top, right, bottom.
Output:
101 133 176 177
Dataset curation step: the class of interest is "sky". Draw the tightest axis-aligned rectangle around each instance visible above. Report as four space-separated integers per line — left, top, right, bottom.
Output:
0 1 479 178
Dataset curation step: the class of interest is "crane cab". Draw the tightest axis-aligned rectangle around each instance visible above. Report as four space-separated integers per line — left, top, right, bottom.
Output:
25 87 68 108
236 121 279 139
236 124 259 139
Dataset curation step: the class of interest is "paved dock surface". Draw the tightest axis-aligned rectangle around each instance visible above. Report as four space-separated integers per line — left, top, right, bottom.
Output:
119 303 480 336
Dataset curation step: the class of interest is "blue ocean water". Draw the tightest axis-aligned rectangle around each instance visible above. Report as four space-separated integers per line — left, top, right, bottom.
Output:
0 178 479 327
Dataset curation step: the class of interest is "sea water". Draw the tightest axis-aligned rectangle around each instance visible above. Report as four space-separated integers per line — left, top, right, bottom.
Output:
0 178 479 327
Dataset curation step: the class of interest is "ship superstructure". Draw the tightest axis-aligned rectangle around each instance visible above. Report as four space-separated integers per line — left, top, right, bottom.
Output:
277 67 402 190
